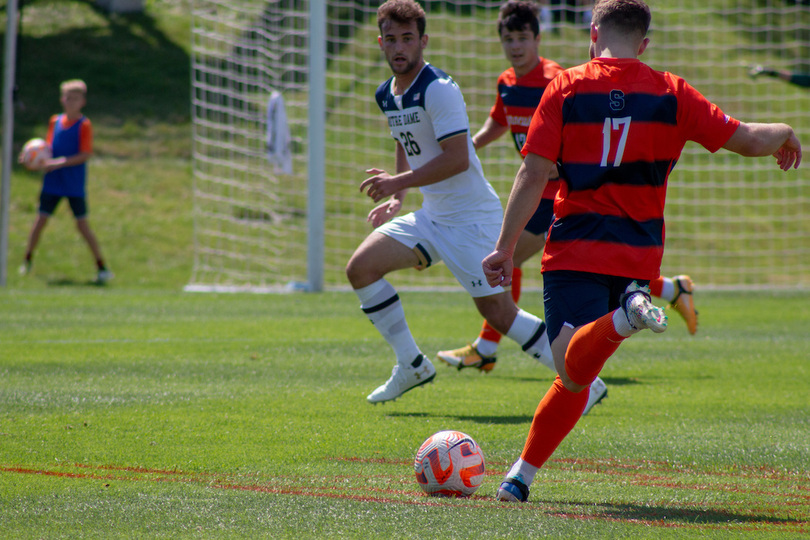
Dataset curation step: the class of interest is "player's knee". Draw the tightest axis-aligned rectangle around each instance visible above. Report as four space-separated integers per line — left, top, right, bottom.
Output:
559 369 588 393
345 252 374 289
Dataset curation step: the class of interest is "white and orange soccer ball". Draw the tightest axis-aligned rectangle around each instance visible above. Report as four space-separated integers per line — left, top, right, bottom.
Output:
20 138 51 171
413 430 485 497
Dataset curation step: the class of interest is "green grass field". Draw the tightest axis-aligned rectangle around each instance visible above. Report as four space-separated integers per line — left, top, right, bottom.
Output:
0 289 808 538
1 2 808 537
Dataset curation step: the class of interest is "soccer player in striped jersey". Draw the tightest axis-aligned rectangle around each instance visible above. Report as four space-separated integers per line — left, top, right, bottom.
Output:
437 1 696 415
346 0 555 404
434 0 607 414
482 0 801 502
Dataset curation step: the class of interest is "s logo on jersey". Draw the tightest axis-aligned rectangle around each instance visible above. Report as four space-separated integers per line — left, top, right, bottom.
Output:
609 90 625 112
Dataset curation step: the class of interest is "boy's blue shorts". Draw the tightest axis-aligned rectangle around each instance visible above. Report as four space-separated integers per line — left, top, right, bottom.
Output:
542 270 650 344
39 192 88 219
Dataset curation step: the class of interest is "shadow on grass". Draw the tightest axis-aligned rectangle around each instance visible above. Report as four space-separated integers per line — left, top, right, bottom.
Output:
536 498 804 527
46 278 107 288
489 376 642 386
386 411 532 425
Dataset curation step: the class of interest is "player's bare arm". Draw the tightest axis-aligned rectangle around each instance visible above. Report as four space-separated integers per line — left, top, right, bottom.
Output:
360 132 470 203
44 151 91 173
723 122 802 170
482 152 552 287
472 117 510 150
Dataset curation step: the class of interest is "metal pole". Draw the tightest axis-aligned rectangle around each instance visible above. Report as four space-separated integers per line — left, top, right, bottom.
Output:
0 0 20 287
306 0 326 293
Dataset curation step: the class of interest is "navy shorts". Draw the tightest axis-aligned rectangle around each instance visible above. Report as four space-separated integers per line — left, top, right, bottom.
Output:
39 193 88 219
542 270 650 344
524 198 554 236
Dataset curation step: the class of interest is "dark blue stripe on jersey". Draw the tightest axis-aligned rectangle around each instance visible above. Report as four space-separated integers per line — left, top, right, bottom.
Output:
498 83 546 108
362 294 400 314
375 64 452 113
437 129 467 143
551 213 664 247
562 93 678 125
561 160 674 191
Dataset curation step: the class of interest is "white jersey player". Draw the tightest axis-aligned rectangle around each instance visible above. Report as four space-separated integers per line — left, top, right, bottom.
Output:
374 63 503 228
346 0 555 404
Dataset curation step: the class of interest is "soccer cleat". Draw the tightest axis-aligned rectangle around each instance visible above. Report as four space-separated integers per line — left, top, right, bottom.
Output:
496 477 529 502
620 282 668 333
436 344 497 372
366 354 436 404
18 261 32 276
582 376 608 415
96 269 114 284
668 275 698 335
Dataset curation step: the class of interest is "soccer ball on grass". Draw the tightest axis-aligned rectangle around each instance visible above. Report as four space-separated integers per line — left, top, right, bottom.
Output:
413 430 485 497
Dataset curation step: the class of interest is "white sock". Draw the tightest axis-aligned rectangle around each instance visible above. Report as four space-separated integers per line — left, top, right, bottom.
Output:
507 458 539 487
472 336 498 357
354 279 421 365
505 309 555 371
613 308 640 338
659 278 676 302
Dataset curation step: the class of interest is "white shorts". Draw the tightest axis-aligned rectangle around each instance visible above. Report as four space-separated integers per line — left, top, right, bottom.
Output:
376 209 505 298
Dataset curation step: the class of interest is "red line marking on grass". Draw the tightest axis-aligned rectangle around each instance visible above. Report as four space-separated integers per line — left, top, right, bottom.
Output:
2 461 808 534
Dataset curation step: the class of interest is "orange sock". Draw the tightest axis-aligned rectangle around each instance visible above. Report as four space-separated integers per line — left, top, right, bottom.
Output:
520 376 588 468
648 275 664 298
479 268 523 344
564 312 625 386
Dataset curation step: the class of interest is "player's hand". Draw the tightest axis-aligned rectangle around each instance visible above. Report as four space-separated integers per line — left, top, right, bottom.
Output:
774 132 802 171
361 168 403 203
748 64 764 79
367 198 402 228
42 159 62 173
482 249 514 288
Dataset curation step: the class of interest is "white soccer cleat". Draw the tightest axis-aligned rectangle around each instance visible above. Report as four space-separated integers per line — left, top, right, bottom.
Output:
621 281 668 333
367 355 436 404
582 376 608 415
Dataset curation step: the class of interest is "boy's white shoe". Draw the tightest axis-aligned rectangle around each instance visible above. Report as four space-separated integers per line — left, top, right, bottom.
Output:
96 269 114 284
367 355 436 404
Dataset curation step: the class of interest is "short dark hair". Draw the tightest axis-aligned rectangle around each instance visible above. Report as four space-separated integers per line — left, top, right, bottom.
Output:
377 0 427 37
592 0 651 37
497 0 541 37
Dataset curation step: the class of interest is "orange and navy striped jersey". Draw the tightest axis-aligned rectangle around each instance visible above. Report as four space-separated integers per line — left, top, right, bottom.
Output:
523 57 740 279
490 57 563 201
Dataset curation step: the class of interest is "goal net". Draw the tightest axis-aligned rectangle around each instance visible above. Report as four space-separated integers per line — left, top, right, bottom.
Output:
188 0 810 292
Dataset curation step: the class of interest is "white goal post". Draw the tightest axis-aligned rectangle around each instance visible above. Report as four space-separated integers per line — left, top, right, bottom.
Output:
188 0 810 293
